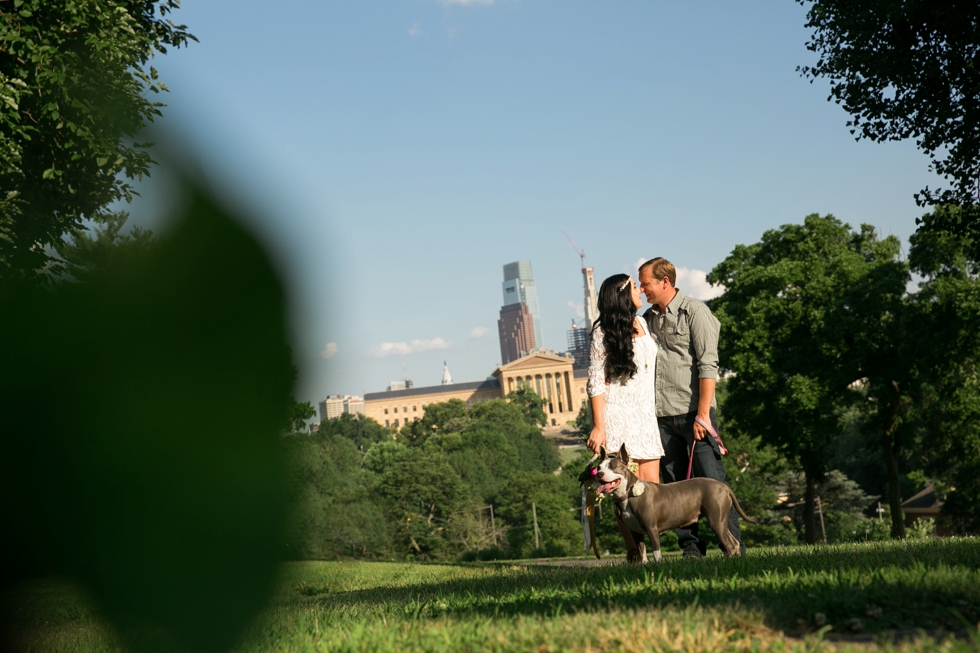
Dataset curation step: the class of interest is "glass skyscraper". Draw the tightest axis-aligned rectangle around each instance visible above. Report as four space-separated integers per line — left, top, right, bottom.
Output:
502 261 542 348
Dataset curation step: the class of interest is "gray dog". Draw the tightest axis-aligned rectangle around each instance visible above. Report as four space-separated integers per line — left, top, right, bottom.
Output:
593 444 755 563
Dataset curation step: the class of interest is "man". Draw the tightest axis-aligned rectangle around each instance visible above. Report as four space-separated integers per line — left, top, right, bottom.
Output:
638 257 744 558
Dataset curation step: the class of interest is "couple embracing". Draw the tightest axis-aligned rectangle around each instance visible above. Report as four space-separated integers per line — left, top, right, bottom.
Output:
585 257 745 561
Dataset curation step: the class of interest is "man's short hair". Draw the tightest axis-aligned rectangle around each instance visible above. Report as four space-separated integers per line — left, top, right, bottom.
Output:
639 257 676 287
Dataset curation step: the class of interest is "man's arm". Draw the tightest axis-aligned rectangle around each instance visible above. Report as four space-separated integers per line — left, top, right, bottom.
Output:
689 304 721 441
693 378 716 441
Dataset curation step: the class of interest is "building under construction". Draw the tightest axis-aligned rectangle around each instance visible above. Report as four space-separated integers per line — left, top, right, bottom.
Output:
562 233 599 370
566 321 590 370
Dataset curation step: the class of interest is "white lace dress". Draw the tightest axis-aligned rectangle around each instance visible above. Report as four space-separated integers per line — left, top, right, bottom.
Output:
587 319 664 460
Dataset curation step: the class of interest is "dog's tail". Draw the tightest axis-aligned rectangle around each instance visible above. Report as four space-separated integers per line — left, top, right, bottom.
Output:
728 488 757 524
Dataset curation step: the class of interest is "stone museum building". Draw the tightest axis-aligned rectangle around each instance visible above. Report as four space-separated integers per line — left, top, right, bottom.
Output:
364 351 589 430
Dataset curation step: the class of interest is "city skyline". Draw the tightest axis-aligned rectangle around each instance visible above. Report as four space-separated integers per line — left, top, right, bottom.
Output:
129 1 942 407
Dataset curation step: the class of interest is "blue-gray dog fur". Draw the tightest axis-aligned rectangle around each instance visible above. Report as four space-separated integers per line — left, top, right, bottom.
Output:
594 444 755 562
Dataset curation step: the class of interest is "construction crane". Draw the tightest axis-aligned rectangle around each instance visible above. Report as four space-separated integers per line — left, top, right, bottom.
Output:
562 230 586 270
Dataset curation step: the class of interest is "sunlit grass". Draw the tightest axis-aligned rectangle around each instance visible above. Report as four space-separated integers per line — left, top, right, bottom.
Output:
4 538 980 652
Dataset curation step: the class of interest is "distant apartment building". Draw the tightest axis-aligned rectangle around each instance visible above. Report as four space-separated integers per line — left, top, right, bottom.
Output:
498 302 536 365
317 394 365 421
502 261 542 346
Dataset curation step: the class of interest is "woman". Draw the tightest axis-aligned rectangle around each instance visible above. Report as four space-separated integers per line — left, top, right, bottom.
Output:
586 273 663 483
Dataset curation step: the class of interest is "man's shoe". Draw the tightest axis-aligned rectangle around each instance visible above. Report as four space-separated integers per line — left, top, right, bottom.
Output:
681 546 703 559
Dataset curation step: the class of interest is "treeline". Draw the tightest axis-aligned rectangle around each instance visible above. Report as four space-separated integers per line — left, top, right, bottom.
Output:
709 208 980 541
283 397 588 561
284 381 922 561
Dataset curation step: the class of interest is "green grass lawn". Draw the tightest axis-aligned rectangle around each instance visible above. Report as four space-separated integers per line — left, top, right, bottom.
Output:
559 444 586 467
4 539 980 652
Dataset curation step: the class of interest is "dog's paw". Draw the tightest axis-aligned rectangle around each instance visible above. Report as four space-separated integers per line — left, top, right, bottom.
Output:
626 547 642 564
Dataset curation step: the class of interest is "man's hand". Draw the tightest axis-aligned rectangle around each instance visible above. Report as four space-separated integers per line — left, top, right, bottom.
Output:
692 414 709 441
587 426 607 453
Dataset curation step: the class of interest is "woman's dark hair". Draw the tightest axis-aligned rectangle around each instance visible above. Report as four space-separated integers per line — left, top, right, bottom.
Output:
593 273 638 382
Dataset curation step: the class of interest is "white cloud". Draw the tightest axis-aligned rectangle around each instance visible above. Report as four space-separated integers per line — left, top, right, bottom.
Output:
567 300 585 319
629 259 724 301
469 326 490 339
408 22 424 37
675 267 725 300
367 337 452 357
319 342 338 359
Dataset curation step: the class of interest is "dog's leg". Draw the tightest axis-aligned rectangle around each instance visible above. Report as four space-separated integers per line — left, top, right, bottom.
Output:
645 526 663 563
615 506 641 562
707 505 739 557
637 540 648 564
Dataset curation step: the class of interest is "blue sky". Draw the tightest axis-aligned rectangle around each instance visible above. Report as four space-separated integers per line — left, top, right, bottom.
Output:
134 0 940 408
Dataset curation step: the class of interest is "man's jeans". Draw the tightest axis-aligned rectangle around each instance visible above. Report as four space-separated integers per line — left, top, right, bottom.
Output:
658 408 744 555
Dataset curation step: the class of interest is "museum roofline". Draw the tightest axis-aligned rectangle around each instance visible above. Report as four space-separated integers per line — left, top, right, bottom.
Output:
364 378 501 401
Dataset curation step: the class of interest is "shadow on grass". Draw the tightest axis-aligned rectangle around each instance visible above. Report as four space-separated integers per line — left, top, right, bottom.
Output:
305 539 980 634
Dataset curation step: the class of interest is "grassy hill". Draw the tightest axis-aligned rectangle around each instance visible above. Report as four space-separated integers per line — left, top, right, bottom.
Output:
4 538 980 652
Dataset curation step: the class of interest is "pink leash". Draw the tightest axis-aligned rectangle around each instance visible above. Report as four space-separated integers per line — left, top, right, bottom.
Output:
685 440 696 480
685 416 729 480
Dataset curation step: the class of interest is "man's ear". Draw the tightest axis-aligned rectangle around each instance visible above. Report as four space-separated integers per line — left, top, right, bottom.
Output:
618 444 629 463
598 445 606 460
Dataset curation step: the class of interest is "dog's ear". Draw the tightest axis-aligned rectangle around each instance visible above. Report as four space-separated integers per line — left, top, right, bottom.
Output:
618 444 629 463
598 445 606 460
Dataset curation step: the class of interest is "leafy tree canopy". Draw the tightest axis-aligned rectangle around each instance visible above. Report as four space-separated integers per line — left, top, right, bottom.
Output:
797 1 980 253
904 211 980 531
54 211 157 282
318 412 391 451
708 214 903 542
504 386 548 427
0 0 195 280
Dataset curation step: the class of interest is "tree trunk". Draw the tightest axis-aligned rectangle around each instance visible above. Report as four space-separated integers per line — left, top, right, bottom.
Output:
882 380 906 538
803 472 817 544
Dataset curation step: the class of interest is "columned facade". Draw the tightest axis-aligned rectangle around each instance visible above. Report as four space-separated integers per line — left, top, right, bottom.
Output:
493 352 588 428
363 352 589 431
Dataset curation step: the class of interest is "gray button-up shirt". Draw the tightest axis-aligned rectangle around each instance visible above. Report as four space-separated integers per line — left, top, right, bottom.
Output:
643 289 720 417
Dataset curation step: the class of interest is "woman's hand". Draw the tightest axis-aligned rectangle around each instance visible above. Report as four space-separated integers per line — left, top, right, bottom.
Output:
587 427 607 454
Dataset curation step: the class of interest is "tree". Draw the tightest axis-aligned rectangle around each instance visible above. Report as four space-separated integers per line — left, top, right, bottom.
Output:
284 400 315 434
715 378 798 546
826 225 911 537
904 208 980 532
54 211 157 282
505 386 548 427
572 401 592 433
495 472 581 558
377 447 472 559
0 0 195 280
797 1 980 254
284 430 390 559
319 412 391 451
708 214 901 543
399 398 470 445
